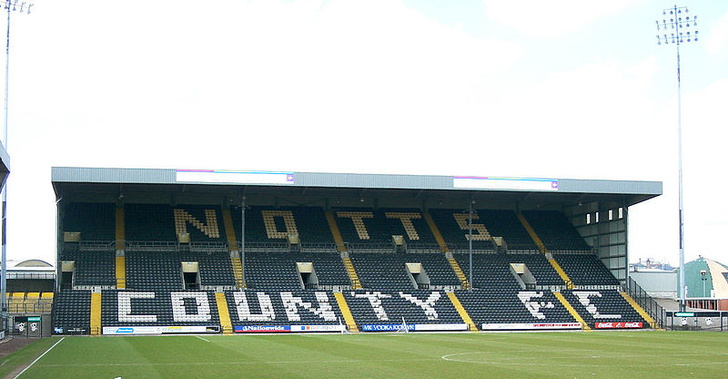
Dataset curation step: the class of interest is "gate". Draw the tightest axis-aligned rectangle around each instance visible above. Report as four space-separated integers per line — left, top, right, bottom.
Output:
12 316 42 337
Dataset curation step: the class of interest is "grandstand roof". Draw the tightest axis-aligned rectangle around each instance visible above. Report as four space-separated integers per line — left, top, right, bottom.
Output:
51 167 661 210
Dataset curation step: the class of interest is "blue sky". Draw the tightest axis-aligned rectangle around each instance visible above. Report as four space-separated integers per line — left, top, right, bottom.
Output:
2 0 728 266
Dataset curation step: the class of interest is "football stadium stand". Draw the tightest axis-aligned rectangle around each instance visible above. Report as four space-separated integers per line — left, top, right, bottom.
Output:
49 167 664 335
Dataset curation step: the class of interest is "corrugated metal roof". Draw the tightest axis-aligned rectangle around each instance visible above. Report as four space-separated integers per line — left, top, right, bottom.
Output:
51 166 662 195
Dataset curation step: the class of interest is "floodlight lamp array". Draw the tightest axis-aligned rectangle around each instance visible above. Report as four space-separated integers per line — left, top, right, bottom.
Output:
2 1 33 14
656 6 698 45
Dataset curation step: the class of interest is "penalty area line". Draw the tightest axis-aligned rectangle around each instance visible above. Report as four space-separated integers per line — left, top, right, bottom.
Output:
14 337 65 379
195 336 210 343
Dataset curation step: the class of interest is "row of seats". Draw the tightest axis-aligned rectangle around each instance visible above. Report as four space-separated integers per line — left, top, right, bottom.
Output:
344 290 462 325
429 209 534 251
225 290 343 325
244 252 308 290
350 254 417 289
180 252 236 286
121 204 238 243
453 254 527 290
523 210 591 252
335 209 439 246
62 250 619 291
557 254 620 286
54 289 648 333
125 252 184 290
453 253 566 289
61 250 238 290
456 289 575 325
562 290 642 322
62 203 116 241
7 292 54 314
62 205 591 254
73 251 116 287
101 290 220 327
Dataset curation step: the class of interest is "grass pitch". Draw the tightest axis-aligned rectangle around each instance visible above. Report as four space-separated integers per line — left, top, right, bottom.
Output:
3 331 727 378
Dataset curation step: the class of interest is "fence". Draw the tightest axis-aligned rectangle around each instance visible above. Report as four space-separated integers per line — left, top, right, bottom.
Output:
627 276 665 329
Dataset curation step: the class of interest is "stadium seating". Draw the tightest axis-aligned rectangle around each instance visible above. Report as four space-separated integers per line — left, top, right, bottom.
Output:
180 251 236 288
73 251 117 288
101 290 221 327
224 290 344 328
125 252 184 290
334 209 439 252
521 210 591 252
427 209 538 252
562 290 647 328
343 290 464 328
350 253 416 290
237 206 337 248
54 202 647 334
451 253 527 290
476 210 539 251
554 254 620 286
7 292 53 314
172 206 224 241
411 253 463 288
350 252 461 290
53 290 92 334
124 204 178 242
456 289 576 327
297 253 351 288
244 252 306 290
62 202 116 241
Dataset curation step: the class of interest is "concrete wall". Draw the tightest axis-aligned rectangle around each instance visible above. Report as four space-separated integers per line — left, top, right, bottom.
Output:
630 270 677 299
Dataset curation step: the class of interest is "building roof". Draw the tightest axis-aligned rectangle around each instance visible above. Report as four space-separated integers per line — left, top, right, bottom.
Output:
684 257 728 299
14 259 54 268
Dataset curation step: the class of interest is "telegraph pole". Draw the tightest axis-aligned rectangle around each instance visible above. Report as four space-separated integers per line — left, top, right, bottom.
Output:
1 0 33 334
656 5 698 312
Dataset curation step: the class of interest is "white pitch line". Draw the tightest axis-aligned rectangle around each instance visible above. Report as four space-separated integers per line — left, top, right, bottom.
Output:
195 336 210 343
38 358 440 368
14 337 65 379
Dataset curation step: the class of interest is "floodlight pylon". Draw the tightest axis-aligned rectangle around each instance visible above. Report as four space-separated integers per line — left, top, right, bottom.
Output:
655 5 698 312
